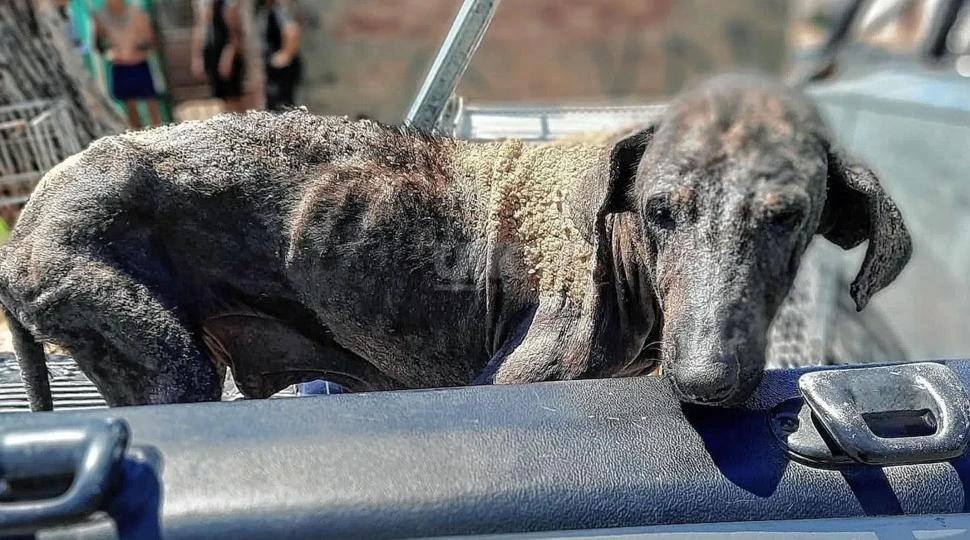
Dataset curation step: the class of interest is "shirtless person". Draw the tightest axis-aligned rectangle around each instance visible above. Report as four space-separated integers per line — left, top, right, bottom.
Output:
93 0 163 129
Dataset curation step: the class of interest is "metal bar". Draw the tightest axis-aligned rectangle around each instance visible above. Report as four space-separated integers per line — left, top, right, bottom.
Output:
819 0 868 57
0 119 29 131
0 194 32 206
58 102 83 154
0 100 83 210
404 0 501 132
789 0 868 86
923 0 968 59
0 172 43 186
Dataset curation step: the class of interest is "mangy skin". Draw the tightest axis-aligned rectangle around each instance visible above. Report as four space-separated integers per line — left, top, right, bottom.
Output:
0 74 912 411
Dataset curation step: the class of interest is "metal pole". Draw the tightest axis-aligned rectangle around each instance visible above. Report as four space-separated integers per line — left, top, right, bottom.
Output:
923 0 967 60
404 0 501 132
818 0 869 58
789 0 868 87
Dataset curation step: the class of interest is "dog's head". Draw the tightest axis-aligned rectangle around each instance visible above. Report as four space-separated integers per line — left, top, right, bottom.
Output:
597 74 911 406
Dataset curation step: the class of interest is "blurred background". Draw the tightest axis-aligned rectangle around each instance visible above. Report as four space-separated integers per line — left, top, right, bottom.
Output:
4 0 959 188
159 0 792 123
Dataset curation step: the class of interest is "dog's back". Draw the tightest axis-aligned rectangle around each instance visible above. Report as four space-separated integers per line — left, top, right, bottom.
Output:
0 110 503 401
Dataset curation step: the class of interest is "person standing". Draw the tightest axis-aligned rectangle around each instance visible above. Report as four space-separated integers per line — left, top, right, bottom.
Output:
258 0 302 111
93 0 163 128
192 0 246 113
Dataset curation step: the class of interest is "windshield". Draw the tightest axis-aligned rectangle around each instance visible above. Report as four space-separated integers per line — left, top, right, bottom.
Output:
2 0 969 410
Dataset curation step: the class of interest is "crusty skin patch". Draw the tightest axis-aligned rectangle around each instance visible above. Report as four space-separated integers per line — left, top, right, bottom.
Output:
454 138 605 304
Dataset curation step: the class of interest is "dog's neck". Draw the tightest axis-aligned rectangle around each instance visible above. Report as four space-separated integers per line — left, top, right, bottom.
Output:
454 138 606 305
451 137 658 377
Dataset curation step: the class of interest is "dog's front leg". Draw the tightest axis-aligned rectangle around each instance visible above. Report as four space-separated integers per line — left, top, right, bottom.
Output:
475 296 597 385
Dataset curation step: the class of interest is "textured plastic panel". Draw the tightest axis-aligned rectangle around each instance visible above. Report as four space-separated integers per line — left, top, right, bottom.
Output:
6 361 970 539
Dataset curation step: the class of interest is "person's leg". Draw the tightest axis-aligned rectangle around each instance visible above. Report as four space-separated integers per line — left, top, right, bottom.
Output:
279 80 297 109
276 67 297 109
264 61 299 112
283 58 302 108
145 99 163 126
110 64 137 128
224 56 248 113
116 62 162 129
203 47 233 113
123 100 142 129
264 65 282 111
128 62 163 127
221 97 244 113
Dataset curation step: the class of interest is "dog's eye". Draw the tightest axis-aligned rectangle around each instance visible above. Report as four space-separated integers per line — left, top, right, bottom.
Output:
766 208 803 234
645 197 676 230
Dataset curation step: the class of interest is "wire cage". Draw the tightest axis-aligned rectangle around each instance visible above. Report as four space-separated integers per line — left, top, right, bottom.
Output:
0 99 83 225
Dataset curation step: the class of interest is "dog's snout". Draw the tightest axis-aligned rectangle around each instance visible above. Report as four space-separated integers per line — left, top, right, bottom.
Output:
669 347 740 405
672 361 737 403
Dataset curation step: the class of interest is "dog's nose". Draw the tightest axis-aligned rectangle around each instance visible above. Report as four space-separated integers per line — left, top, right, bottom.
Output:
670 354 739 404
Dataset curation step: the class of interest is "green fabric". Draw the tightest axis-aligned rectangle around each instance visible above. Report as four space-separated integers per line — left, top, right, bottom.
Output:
70 0 174 124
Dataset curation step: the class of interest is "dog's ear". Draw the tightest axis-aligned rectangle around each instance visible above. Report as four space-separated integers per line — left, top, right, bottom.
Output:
598 125 656 218
572 124 656 241
818 148 912 311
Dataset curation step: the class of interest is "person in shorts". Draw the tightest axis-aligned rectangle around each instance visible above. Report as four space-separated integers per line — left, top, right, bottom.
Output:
257 0 303 111
192 0 247 113
93 0 163 129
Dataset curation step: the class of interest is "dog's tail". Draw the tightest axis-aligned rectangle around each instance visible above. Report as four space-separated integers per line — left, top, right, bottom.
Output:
1 305 52 411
